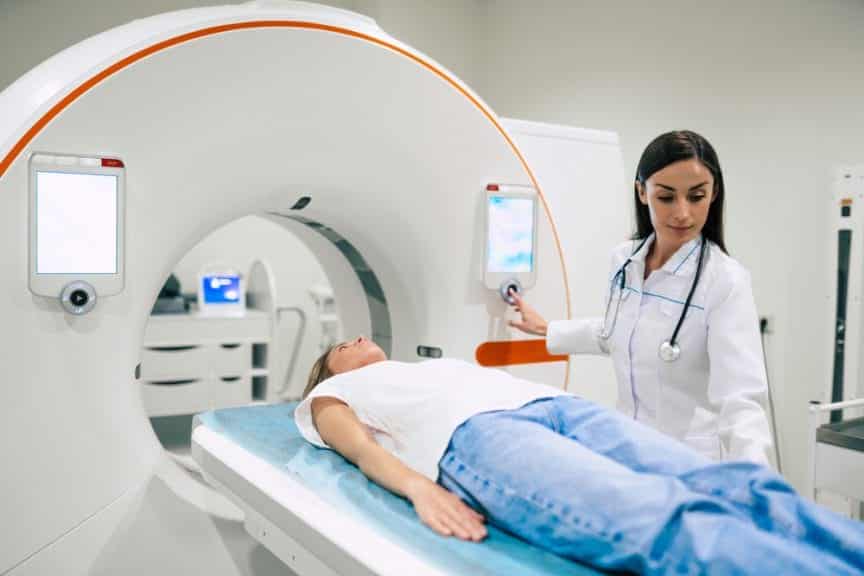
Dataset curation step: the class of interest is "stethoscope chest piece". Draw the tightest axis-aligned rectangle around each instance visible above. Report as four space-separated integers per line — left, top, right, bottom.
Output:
659 340 681 362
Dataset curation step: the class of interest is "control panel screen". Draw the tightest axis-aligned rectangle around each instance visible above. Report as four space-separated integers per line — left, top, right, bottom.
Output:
486 195 535 273
35 171 119 274
201 274 242 304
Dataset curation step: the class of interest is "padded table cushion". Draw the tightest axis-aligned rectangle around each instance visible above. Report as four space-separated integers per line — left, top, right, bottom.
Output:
196 402 603 576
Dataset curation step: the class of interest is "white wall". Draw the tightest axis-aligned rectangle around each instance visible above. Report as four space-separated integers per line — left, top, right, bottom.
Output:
354 0 478 82
0 0 475 92
471 0 864 490
0 0 243 91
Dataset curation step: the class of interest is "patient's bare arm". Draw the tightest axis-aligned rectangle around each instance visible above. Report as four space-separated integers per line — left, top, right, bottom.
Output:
311 396 487 541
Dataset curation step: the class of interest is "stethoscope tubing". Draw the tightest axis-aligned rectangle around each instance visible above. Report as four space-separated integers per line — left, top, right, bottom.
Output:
600 237 707 362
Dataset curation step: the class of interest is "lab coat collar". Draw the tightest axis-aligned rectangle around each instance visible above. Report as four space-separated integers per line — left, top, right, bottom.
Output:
627 233 654 264
629 233 703 277
661 235 703 277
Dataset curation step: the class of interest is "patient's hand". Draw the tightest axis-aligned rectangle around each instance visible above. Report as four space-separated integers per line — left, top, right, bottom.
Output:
405 478 487 542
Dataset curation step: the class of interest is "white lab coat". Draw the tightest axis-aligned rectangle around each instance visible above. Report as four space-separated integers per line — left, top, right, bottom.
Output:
547 234 772 465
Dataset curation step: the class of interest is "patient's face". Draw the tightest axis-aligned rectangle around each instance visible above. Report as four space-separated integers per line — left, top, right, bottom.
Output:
327 336 387 375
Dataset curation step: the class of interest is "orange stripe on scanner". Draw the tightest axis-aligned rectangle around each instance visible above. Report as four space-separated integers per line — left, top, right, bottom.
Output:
475 339 567 367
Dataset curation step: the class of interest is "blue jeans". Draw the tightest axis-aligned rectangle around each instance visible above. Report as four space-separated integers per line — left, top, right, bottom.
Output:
438 396 864 575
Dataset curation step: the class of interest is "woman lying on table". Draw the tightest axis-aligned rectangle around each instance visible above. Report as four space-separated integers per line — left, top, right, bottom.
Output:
294 336 864 576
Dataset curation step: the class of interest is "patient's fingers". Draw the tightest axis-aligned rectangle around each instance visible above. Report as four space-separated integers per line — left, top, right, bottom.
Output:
443 516 472 540
427 509 465 539
446 512 484 541
412 481 487 541
449 495 486 535
425 504 484 541
428 516 453 537
417 503 467 539
442 509 474 539
443 501 487 541
452 498 485 527
462 504 484 522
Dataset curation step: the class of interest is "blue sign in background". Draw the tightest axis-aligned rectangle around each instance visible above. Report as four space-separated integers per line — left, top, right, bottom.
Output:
201 274 241 304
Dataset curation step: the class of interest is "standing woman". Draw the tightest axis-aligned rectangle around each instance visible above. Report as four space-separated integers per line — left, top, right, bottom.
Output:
510 130 772 464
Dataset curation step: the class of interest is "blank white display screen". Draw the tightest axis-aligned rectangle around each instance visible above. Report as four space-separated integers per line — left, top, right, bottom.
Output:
36 171 118 274
487 196 535 273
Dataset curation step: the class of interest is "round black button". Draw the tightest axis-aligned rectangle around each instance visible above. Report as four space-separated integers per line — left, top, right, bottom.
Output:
70 289 89 307
59 281 97 315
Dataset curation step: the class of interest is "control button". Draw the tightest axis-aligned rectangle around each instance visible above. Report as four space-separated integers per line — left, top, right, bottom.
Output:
70 289 89 307
499 278 523 304
60 281 97 315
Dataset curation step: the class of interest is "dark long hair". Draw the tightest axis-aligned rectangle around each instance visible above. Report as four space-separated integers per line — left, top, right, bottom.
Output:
634 130 727 253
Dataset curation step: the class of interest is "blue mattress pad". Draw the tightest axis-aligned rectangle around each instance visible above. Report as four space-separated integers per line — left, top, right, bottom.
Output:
196 402 604 576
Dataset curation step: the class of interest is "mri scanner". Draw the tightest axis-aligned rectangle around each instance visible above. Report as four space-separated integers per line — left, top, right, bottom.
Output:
0 2 630 575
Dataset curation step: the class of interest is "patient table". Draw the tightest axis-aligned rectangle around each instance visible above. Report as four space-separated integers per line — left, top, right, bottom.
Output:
192 403 603 576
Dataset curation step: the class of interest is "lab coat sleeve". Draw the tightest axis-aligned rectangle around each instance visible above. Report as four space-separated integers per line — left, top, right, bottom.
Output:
546 318 609 355
706 268 772 465
546 245 624 356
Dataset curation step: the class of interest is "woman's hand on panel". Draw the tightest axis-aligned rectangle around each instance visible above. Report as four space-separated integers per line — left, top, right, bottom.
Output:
508 291 549 336
405 477 487 542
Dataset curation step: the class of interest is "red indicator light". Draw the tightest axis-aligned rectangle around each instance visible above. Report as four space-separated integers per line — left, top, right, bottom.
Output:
101 158 124 168
486 184 499 191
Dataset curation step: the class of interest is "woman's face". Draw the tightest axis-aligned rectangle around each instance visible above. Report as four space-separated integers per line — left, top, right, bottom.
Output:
327 335 387 375
638 158 715 250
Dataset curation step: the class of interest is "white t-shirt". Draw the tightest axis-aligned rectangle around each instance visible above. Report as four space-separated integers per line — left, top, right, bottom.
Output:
295 359 569 480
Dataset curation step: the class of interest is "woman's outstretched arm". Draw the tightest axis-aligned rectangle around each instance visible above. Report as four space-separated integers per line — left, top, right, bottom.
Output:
311 396 487 541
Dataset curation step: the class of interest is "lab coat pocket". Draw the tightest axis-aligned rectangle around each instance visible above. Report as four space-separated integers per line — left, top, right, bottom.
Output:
683 434 722 461
659 298 683 319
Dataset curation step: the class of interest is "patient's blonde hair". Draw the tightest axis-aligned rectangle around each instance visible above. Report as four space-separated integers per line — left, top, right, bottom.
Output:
303 344 338 398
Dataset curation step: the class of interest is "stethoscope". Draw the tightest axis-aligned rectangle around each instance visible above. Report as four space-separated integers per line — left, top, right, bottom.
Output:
600 236 708 362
